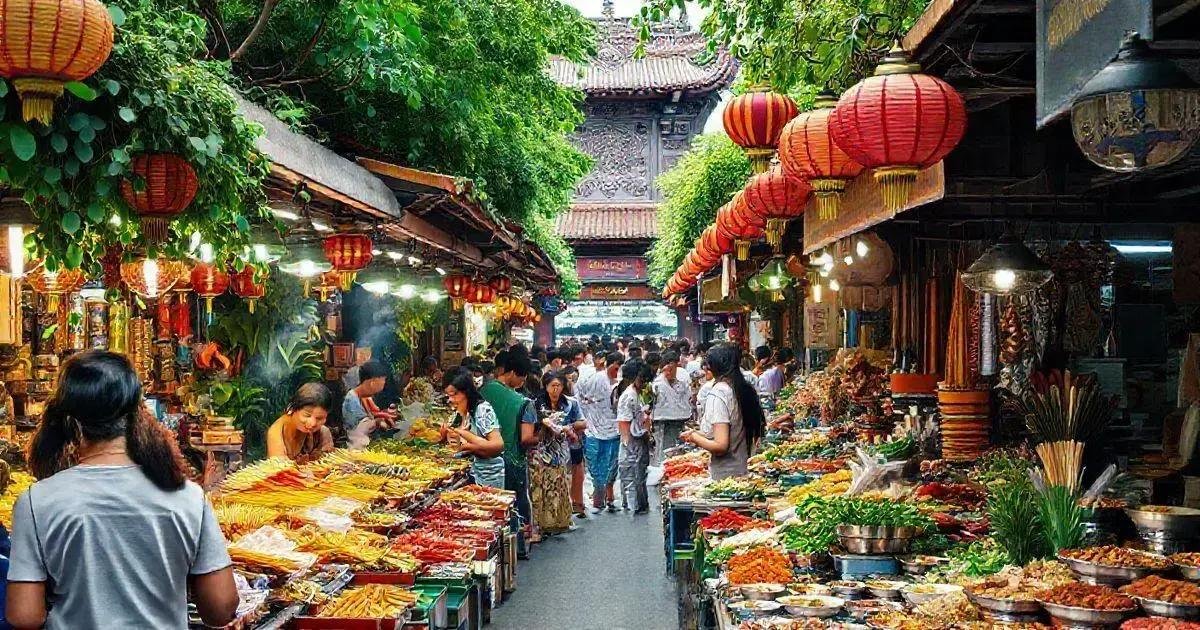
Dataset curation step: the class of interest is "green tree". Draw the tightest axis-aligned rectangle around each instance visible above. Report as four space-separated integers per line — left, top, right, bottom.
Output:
647 134 750 289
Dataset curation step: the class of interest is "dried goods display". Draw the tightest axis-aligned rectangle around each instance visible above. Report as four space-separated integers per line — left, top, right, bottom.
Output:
1060 546 1172 570
727 547 794 585
314 584 419 619
1037 583 1136 610
1120 576 1200 606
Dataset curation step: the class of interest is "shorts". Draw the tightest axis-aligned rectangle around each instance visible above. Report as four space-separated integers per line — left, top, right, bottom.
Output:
569 446 584 466
584 435 621 488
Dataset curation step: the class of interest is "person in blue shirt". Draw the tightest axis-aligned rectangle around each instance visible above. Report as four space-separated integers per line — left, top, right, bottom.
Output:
342 360 394 448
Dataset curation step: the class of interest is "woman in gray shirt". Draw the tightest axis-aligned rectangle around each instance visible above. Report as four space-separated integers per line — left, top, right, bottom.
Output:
680 343 766 480
6 351 238 629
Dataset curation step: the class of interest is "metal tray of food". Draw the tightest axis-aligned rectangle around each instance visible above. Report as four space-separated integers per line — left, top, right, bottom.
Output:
838 535 912 555
1038 601 1136 626
967 590 1043 614
1125 507 1200 534
1175 562 1200 582
1132 595 1200 620
1058 553 1167 585
836 524 919 539
777 595 845 618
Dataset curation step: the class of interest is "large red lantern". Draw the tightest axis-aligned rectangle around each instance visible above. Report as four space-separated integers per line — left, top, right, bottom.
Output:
190 262 229 314
829 46 967 213
0 0 115 124
742 166 813 250
467 282 494 305
323 232 374 291
121 153 199 245
443 273 471 309
693 233 722 268
231 266 268 313
723 87 799 173
715 194 765 261
778 92 865 220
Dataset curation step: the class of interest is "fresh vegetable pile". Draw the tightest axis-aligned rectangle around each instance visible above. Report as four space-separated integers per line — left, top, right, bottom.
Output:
726 546 793 585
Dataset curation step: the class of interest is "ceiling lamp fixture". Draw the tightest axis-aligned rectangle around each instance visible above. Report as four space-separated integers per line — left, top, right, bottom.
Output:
1071 32 1200 172
830 45 967 213
750 255 795 292
356 261 394 295
961 235 1053 296
722 86 799 173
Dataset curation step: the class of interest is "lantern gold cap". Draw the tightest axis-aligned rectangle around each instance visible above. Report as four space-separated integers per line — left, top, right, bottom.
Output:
874 44 922 76
812 91 839 109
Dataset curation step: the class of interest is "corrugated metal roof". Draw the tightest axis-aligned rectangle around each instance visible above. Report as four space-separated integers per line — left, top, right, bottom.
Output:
556 203 659 241
550 17 736 96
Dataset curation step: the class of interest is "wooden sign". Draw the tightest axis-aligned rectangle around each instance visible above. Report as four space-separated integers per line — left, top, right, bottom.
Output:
803 163 944 254
443 308 465 352
804 300 841 349
576 257 648 281
578 283 656 300
1035 0 1153 127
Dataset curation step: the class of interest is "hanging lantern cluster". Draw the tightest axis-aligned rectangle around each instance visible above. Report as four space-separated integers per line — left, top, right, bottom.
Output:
829 46 967 213
231 266 268 313
0 0 115 124
662 220 737 299
121 153 200 245
778 92 864 220
27 266 86 310
716 193 764 261
741 165 812 250
723 86 799 173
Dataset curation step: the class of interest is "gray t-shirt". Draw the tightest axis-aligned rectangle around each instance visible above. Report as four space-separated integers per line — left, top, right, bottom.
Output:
701 382 750 480
8 465 232 629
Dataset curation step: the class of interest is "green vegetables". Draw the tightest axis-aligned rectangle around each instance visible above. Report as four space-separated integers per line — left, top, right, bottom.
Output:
835 498 933 529
705 546 735 567
870 435 915 461
975 452 1038 488
1038 485 1086 553
987 479 1048 565
929 539 1012 579
705 477 766 501
782 496 935 555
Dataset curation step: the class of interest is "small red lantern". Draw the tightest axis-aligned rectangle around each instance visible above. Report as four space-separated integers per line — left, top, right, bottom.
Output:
716 194 765 261
742 166 813 250
443 274 471 309
467 282 494 304
121 153 199 245
829 46 967 213
488 275 512 294
27 266 85 310
723 87 799 173
190 262 229 314
323 232 374 290
231 266 268 313
693 234 722 269
778 92 865 221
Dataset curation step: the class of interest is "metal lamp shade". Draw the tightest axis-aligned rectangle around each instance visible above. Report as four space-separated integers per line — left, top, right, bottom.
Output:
356 262 395 295
278 242 333 278
244 223 288 264
1071 33 1200 172
961 237 1053 296
751 256 795 292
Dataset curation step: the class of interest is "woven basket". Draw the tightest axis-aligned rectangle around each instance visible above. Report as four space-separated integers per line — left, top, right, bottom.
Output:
0 0 115 123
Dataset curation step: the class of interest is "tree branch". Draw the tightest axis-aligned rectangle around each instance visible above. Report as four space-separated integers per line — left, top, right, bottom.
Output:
230 0 280 61
286 12 332 77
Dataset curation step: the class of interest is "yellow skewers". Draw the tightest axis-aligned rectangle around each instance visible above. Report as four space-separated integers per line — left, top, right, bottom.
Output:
315 584 419 619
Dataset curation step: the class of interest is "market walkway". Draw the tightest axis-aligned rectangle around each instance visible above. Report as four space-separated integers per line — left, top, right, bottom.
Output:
491 489 679 630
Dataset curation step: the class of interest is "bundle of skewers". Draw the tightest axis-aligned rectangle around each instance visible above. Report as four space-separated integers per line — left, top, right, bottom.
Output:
1008 369 1115 491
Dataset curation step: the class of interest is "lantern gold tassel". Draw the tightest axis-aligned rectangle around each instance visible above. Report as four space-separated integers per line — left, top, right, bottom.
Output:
812 179 847 221
746 148 774 174
765 218 785 249
14 78 64 124
735 240 750 261
874 166 919 214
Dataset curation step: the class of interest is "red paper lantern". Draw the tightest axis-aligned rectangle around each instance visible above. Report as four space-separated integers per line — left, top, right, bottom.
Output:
190 262 229 314
703 225 734 258
829 46 967 213
443 273 471 309
778 92 865 221
693 234 722 269
743 166 813 250
231 266 268 313
0 0 115 124
120 257 186 299
488 275 512 294
467 282 494 304
121 153 199 245
723 87 799 173
716 194 765 261
323 232 374 291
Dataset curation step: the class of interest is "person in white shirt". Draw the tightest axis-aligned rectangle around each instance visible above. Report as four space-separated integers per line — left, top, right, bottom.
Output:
652 350 692 465
614 358 654 514
576 352 624 512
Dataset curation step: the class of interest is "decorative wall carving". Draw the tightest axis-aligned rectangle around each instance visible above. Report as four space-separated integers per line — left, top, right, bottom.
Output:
573 121 651 200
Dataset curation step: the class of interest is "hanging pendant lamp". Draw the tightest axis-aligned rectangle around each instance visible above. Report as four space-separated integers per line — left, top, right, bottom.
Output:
961 235 1053 296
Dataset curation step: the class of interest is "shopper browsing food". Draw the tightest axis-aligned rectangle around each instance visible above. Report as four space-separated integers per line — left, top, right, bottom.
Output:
440 367 506 489
266 383 335 463
615 358 654 514
680 343 765 480
6 351 238 629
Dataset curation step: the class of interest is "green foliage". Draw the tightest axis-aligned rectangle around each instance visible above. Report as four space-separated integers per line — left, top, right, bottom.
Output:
635 0 928 93
0 0 271 273
987 478 1048 565
647 134 750 289
525 213 581 298
210 0 595 293
1037 485 1086 553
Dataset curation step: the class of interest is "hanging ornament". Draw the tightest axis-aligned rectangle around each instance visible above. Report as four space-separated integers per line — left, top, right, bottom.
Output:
121 153 199 245
27 266 86 310
715 193 765 261
488 275 512 294
190 262 229 315
443 273 471 310
323 231 374 291
120 257 186 299
742 165 813 250
0 0 115 124
722 86 799 173
778 92 865 220
467 282 495 305
313 270 342 302
830 45 967 213
231 266 268 313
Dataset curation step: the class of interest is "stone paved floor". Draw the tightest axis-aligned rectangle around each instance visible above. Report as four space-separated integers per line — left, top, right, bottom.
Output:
490 487 679 630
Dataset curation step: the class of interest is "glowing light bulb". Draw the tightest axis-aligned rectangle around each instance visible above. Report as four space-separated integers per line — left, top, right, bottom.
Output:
843 255 854 266
298 259 317 278
189 231 202 253
395 284 417 299
992 269 1016 292
144 256 159 298
813 284 823 303
819 268 830 278
199 243 214 264
362 281 390 295
421 289 443 303
435 267 447 276
109 214 122 226
7 226 25 277
856 239 869 258
829 279 841 291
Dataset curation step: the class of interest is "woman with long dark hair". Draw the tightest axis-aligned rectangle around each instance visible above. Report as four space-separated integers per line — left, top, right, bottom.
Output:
681 343 765 480
614 358 655 513
266 382 335 463
441 367 506 489
528 371 581 536
6 351 238 629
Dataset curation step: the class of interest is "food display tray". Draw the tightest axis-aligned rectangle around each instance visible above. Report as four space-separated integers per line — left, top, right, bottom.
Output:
832 553 899 579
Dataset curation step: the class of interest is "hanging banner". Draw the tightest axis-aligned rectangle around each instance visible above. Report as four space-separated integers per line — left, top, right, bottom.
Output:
576 257 648 281
804 300 841 350
1035 0 1153 127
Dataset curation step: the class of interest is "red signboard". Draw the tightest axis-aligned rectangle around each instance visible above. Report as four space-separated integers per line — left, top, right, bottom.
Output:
578 284 657 301
576 257 648 281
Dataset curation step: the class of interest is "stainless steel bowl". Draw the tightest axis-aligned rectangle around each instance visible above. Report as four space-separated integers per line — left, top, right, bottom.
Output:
866 581 906 600
830 581 868 598
842 599 902 621
967 590 1043 614
898 555 947 575
1133 595 1200 620
1126 507 1200 535
1038 601 1135 626
1058 553 1168 585
901 583 963 606
777 595 845 618
838 535 912 555
739 583 786 601
1175 562 1200 581
836 524 919 539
